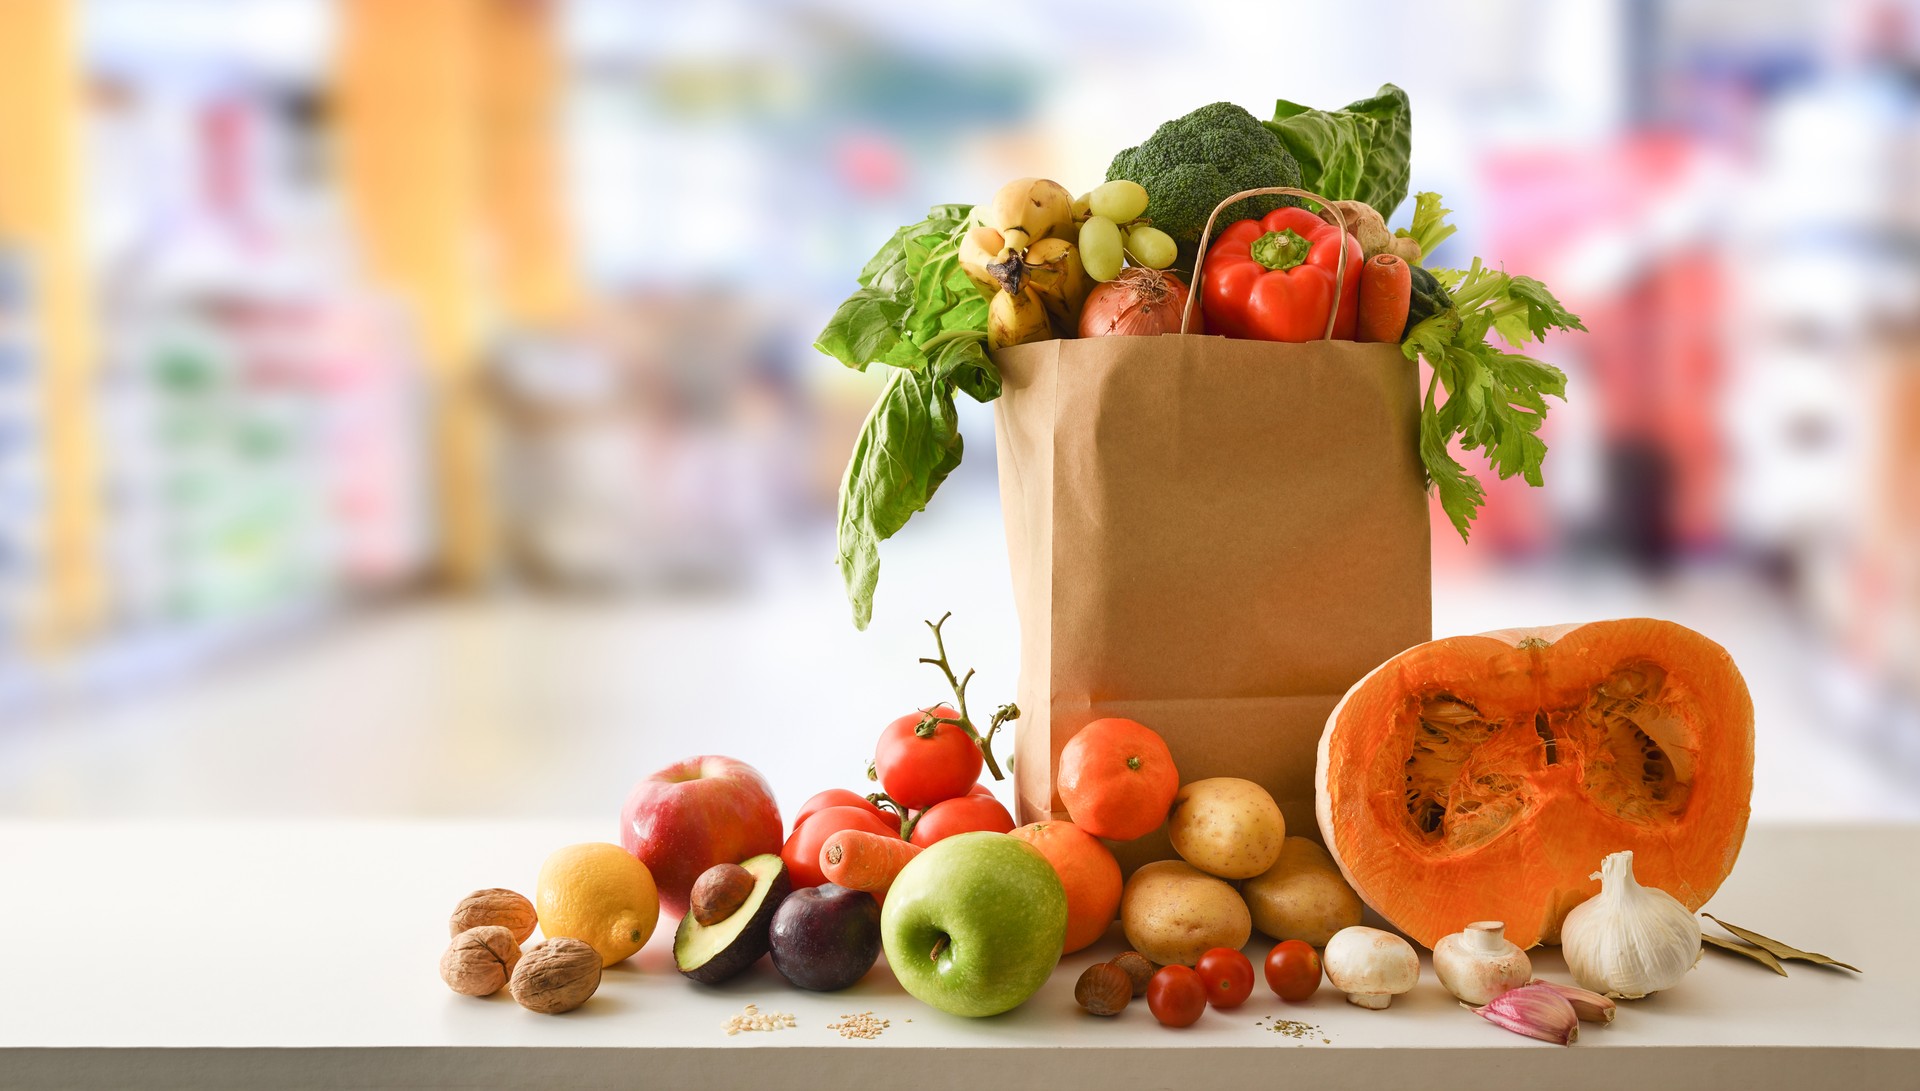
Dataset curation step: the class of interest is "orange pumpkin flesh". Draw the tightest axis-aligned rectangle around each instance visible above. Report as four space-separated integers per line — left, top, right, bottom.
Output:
1314 619 1753 949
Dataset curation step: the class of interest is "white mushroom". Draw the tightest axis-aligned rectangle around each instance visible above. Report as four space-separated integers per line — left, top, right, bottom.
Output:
1323 926 1420 1009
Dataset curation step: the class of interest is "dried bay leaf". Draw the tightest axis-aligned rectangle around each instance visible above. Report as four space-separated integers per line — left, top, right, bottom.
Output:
1702 933 1787 976
1702 914 1861 973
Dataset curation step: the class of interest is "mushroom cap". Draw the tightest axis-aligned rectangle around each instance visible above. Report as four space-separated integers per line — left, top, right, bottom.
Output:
1323 925 1420 994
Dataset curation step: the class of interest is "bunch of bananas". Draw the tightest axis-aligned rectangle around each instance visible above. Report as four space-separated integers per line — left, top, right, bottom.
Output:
960 178 1089 349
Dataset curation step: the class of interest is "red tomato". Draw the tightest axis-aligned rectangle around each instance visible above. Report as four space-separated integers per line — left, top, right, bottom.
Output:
1264 940 1323 1002
907 792 1014 847
782 806 899 888
792 789 886 834
1146 965 1207 1028
1195 947 1254 1008
874 706 983 809
967 782 996 798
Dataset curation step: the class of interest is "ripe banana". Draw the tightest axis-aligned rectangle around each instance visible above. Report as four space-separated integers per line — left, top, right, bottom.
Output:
988 285 1051 350
1021 236 1088 331
978 178 1074 250
958 226 1005 300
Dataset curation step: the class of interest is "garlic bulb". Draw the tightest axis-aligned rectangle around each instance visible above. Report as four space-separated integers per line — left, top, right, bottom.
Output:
1560 851 1702 998
1433 920 1531 1005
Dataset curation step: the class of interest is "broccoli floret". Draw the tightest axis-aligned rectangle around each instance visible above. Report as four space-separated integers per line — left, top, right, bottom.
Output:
1105 102 1303 267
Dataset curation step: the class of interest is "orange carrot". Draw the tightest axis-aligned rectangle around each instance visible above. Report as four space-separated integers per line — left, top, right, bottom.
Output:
1357 253 1413 343
820 830 922 894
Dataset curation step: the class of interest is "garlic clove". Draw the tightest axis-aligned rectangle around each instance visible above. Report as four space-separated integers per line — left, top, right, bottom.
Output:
1529 979 1617 1024
1472 984 1580 1046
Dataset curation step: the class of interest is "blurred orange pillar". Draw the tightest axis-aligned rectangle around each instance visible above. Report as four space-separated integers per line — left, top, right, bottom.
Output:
479 0 580 327
0 0 101 644
334 0 580 586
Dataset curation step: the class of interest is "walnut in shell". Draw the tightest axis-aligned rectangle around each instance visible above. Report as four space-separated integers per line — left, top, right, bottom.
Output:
440 925 522 997
450 888 538 942
510 937 602 1014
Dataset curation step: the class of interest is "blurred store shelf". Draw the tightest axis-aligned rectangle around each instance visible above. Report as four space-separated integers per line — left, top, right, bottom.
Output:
0 0 1916 825
1 490 1914 823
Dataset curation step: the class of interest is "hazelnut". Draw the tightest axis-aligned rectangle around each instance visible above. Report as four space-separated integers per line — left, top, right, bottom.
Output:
1110 951 1157 997
510 937 602 1014
689 863 755 926
440 925 521 997
1075 963 1132 1017
450 888 538 943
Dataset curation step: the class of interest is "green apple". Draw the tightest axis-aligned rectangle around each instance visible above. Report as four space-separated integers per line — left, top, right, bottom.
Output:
881 831 1067 1017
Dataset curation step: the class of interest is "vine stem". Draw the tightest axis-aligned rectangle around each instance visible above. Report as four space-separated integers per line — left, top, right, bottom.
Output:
866 792 918 838
917 612 1009 781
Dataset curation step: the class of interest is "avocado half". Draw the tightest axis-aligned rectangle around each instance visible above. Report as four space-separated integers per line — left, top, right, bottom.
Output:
673 853 791 985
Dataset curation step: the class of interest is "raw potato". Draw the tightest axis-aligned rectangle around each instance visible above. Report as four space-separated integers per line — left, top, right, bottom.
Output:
1167 778 1285 879
1242 836 1363 946
1120 860 1251 967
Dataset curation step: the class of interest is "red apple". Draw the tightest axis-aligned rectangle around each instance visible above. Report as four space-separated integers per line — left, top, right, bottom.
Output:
619 755 783 919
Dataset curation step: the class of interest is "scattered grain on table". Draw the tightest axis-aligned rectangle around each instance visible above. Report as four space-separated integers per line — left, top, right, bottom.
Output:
827 1012 891 1040
723 1003 796 1036
1253 1016 1324 1041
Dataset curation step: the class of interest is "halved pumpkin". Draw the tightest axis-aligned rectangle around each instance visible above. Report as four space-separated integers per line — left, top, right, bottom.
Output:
1314 618 1752 949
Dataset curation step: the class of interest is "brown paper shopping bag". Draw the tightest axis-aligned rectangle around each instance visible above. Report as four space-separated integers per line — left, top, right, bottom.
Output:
989 187 1432 870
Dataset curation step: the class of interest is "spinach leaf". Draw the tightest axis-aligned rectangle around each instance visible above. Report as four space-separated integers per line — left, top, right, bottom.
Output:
814 288 911 372
835 367 967 630
817 204 978 374
1266 84 1412 221
817 203 998 628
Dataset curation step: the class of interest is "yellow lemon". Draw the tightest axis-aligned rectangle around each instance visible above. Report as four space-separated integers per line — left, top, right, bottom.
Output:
536 843 659 967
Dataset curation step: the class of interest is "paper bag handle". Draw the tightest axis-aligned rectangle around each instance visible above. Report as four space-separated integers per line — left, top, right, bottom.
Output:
1178 186 1353 339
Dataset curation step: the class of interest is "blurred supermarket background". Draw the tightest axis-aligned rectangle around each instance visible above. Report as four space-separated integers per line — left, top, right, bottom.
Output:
0 0 1915 821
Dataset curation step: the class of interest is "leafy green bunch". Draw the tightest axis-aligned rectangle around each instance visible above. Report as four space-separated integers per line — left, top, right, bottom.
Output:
1396 194 1586 538
814 205 996 629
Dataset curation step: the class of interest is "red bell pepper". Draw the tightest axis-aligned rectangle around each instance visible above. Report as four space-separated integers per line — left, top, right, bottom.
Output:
1200 207 1362 342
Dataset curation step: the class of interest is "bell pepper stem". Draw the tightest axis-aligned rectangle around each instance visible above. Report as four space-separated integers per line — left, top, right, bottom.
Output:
1250 228 1311 272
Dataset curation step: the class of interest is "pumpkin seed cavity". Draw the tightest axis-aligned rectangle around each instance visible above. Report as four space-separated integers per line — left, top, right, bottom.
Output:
1401 663 1695 846
1570 662 1692 821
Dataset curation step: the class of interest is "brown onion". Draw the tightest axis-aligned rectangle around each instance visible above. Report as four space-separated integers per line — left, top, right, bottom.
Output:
1077 268 1201 338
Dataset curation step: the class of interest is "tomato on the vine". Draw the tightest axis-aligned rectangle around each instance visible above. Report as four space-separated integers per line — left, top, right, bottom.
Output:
1195 947 1254 1008
791 789 886 834
1146 965 1207 1027
781 805 899 888
1264 939 1323 1002
874 705 982 809
907 792 1013 847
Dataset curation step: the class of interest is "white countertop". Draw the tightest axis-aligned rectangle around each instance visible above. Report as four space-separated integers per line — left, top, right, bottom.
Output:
2 820 1913 1089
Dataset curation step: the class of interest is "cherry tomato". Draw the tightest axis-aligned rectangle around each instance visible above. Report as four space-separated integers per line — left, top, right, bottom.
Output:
874 706 982 809
792 789 886 834
907 792 1014 847
1264 939 1323 1002
1195 946 1254 1008
1146 965 1207 1028
781 806 899 888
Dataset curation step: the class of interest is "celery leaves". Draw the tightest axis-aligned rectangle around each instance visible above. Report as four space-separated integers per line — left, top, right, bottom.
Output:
1403 258 1585 540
